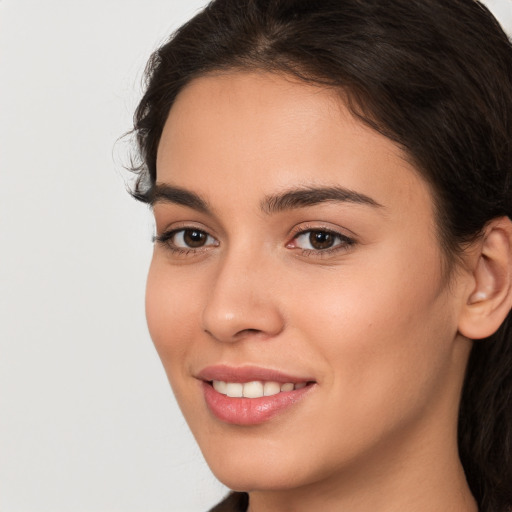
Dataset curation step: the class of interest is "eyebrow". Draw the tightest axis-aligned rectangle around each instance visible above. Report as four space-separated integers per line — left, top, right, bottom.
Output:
150 183 382 214
261 186 383 214
150 183 210 213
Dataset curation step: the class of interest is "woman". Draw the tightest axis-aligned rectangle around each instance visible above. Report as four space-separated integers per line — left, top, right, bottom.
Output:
129 1 512 510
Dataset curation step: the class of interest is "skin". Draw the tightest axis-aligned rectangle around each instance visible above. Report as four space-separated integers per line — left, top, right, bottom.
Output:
146 71 479 511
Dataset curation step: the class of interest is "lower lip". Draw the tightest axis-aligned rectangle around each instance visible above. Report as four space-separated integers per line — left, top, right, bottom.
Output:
202 381 315 426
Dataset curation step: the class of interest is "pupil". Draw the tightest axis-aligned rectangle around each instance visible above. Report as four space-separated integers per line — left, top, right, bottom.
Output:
310 231 334 250
184 230 206 248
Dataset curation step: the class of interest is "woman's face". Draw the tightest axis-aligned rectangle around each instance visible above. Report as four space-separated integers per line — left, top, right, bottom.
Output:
147 72 471 493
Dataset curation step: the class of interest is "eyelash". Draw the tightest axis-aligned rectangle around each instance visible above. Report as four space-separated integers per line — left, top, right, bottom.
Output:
154 225 356 258
288 224 356 258
153 228 218 256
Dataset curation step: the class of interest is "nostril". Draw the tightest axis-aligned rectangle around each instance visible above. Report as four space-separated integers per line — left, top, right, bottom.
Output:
239 328 261 335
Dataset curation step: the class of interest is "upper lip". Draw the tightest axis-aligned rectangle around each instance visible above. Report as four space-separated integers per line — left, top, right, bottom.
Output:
197 364 315 384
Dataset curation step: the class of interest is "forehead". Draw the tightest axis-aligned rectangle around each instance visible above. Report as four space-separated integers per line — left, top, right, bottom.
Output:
156 71 433 222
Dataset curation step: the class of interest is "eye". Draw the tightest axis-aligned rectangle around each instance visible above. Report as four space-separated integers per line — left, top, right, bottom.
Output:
297 230 337 250
289 228 355 253
173 229 215 248
155 228 219 252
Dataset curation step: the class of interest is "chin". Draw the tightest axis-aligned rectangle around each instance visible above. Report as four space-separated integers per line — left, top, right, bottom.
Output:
194 427 337 493
206 457 309 492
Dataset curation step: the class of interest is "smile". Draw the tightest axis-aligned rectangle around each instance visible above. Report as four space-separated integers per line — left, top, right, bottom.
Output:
197 366 316 425
212 380 308 398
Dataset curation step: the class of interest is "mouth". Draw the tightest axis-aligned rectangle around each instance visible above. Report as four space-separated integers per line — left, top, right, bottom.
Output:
197 365 317 425
210 379 310 398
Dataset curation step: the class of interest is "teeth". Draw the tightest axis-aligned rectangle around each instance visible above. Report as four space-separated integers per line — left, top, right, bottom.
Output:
243 381 264 398
226 382 243 397
264 381 281 396
212 380 308 398
213 380 227 394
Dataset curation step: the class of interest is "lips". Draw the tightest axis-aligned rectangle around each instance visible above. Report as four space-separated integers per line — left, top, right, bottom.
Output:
197 365 316 425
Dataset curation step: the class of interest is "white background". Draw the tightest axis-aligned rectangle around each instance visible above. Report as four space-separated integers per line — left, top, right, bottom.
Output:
0 1 510 511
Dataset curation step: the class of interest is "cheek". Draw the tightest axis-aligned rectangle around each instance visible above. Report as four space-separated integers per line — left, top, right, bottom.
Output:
145 258 200 376
285 248 456 415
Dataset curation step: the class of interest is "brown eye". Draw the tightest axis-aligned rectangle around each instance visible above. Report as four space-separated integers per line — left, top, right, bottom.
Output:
291 228 355 254
182 229 208 248
309 230 335 250
157 228 218 250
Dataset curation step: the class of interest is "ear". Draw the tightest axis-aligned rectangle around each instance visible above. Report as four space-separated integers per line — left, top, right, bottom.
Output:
458 217 512 340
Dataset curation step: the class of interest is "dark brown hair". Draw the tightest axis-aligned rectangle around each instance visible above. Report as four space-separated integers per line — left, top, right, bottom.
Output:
129 1 512 510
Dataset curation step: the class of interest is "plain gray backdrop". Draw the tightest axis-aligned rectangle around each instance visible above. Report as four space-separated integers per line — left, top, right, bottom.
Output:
0 1 510 511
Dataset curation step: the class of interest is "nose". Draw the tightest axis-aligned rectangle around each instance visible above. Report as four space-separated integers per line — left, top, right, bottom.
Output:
201 251 285 343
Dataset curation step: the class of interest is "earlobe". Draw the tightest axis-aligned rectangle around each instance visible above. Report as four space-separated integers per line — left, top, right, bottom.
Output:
458 217 512 340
